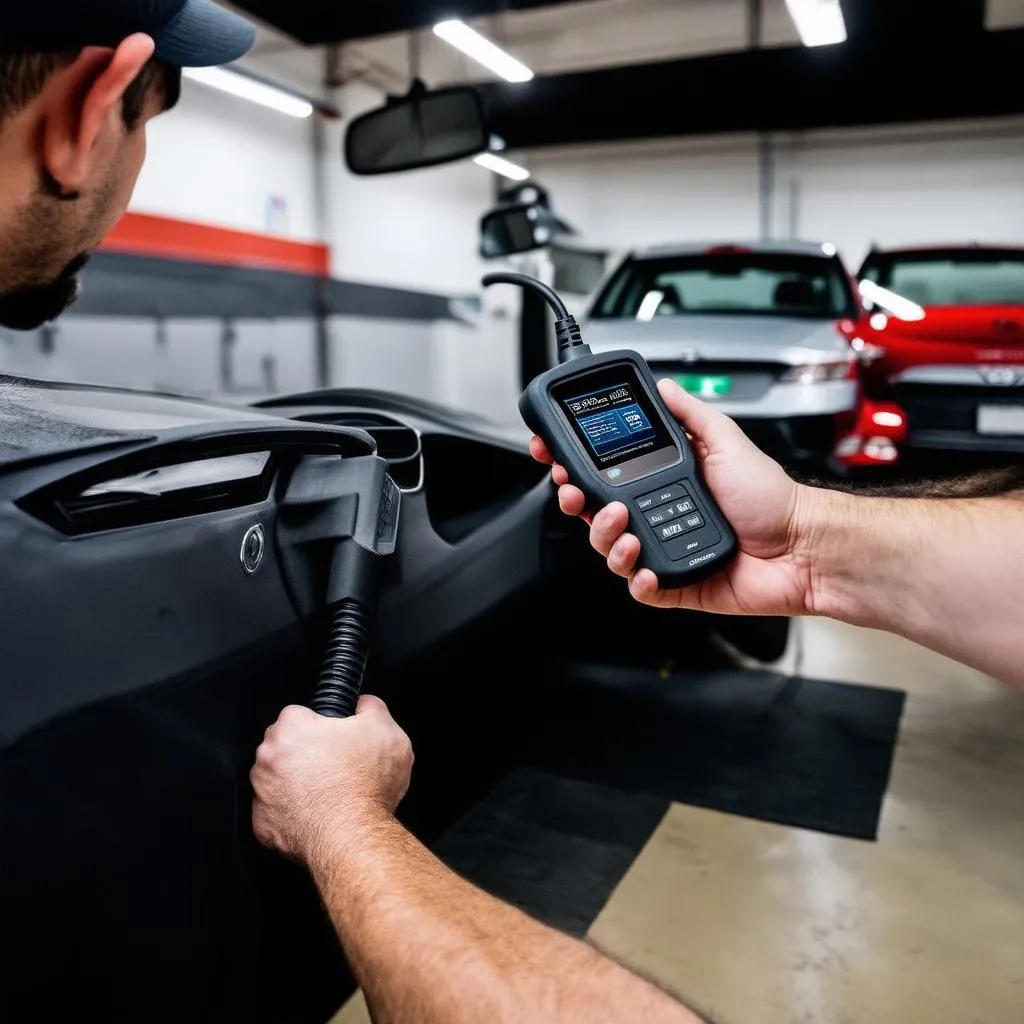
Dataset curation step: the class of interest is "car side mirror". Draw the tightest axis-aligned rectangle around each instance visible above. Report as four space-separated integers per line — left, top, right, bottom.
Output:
480 202 559 259
344 81 489 176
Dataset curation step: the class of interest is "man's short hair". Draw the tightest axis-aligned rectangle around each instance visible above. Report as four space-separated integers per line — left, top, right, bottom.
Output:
0 51 181 129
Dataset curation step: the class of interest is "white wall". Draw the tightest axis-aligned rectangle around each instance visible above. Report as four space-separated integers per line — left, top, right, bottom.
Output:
522 116 1024 272
321 82 493 295
525 134 761 256
776 118 1024 268
318 82 512 420
0 318 319 400
133 78 319 239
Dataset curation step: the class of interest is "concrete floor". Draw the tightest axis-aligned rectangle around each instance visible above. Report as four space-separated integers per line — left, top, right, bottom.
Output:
334 620 1024 1023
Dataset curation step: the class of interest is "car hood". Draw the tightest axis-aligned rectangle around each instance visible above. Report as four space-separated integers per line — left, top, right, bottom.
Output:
584 315 848 363
0 375 278 470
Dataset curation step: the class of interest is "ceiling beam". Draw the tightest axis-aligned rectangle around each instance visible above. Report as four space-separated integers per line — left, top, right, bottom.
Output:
481 27 1024 149
234 0 591 46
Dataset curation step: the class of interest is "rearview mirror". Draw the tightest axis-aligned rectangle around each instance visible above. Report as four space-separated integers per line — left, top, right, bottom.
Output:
345 82 489 176
480 203 559 259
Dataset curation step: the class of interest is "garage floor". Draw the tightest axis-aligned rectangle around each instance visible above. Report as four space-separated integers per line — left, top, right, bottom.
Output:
333 620 1024 1024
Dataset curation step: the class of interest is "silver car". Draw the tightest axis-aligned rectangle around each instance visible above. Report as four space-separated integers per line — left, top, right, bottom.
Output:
585 241 861 467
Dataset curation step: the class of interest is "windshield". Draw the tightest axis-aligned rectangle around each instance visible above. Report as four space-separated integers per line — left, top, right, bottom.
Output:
592 252 857 321
860 250 1024 307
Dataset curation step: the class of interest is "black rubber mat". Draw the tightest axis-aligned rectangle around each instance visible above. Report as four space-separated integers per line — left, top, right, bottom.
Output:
527 665 905 842
433 770 668 937
432 667 903 936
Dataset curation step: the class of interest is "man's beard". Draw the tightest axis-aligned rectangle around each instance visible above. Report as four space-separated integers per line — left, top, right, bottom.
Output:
0 253 91 331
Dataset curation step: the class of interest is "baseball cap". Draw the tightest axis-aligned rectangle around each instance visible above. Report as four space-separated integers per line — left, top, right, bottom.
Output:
0 0 256 67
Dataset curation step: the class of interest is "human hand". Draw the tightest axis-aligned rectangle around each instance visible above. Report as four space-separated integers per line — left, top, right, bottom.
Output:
530 378 815 616
251 696 414 864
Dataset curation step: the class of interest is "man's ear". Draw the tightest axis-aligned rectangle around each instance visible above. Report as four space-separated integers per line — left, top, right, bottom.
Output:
41 34 155 195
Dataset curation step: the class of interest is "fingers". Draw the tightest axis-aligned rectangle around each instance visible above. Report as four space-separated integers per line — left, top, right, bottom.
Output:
657 378 746 450
607 532 641 577
558 484 587 517
628 569 663 605
355 694 388 717
529 436 554 465
531 440 588 518
589 502 629 557
530 435 572 489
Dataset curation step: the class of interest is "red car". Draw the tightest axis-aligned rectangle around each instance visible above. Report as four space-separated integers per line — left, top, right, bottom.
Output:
856 246 1024 454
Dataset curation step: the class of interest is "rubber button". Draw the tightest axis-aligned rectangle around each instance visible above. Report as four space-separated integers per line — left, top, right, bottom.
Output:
658 522 686 541
637 482 686 510
646 504 683 526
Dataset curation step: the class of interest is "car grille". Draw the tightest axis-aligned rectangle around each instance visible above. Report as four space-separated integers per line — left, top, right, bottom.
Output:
647 361 786 403
893 382 1024 433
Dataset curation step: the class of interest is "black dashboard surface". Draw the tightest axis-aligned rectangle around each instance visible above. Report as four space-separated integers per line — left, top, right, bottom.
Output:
255 388 550 665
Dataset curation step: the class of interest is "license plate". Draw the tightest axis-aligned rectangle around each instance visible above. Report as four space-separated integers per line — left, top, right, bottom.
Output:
676 374 732 399
978 405 1024 435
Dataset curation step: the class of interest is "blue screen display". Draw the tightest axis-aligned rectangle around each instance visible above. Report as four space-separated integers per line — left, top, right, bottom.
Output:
561 377 673 468
573 395 656 458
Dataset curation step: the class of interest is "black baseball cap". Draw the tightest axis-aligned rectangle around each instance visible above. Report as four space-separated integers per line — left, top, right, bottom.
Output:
0 0 256 67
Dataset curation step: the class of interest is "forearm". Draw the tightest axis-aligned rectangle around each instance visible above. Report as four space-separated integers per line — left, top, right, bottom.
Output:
797 486 1024 688
308 809 703 1024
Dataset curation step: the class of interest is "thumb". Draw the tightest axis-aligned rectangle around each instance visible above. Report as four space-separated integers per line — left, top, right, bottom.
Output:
657 378 745 451
355 694 390 717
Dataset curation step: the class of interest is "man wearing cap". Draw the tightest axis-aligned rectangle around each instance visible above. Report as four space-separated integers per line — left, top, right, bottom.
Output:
0 7 708 1021
7 8 1020 1024
0 0 254 331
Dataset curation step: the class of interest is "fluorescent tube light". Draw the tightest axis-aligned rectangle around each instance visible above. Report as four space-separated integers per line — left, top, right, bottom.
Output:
785 0 847 47
474 153 531 181
434 19 534 83
183 67 314 119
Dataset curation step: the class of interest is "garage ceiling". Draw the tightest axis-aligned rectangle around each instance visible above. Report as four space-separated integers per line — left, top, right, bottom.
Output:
481 26 1024 149
233 0 589 46
234 0 1024 147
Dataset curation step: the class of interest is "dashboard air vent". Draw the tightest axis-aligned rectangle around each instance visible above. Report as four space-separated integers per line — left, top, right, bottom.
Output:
22 452 275 535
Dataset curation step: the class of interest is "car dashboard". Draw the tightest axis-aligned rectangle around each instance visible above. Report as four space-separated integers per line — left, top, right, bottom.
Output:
0 376 552 1024
253 389 551 666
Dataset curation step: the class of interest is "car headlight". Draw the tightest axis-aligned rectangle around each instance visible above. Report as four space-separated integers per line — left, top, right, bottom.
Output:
779 360 854 384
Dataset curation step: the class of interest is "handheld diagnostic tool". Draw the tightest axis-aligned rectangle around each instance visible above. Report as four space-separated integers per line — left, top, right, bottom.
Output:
483 272 737 588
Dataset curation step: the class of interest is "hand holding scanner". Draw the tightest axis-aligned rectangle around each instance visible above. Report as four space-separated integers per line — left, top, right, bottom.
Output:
483 272 737 589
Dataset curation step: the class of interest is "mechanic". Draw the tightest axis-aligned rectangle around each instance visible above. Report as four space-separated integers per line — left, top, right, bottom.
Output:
252 379 1024 1023
0 4 704 1019
0 0 255 333
2 5 1019 1021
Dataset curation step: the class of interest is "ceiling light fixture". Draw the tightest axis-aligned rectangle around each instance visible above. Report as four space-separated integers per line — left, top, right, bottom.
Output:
785 0 847 47
183 67 314 119
474 153 531 181
433 19 534 83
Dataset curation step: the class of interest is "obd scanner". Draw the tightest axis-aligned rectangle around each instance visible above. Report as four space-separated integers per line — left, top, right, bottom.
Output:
483 272 737 588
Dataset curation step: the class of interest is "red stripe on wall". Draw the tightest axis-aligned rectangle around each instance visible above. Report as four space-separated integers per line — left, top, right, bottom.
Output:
100 211 330 277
